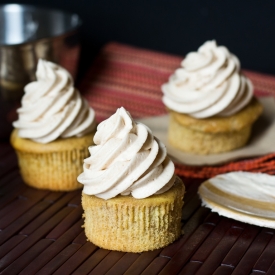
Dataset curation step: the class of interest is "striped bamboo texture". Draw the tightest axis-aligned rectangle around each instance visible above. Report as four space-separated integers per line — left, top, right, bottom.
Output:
1 42 275 274
1 144 275 274
79 42 275 178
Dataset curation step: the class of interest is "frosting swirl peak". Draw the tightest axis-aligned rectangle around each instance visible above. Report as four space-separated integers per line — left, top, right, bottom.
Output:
162 40 253 118
13 59 96 143
77 107 175 199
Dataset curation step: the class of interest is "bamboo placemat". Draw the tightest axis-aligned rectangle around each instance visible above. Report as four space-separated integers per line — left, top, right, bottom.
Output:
79 42 275 179
1 42 275 274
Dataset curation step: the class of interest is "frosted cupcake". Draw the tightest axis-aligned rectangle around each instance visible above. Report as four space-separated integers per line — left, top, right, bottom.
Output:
78 107 185 252
162 41 262 154
10 59 96 191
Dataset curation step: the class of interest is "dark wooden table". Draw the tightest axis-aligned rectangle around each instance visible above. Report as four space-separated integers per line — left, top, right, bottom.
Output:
1 42 275 274
1 140 275 275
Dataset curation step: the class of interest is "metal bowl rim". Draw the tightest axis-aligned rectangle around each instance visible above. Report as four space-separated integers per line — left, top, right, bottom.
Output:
0 3 82 47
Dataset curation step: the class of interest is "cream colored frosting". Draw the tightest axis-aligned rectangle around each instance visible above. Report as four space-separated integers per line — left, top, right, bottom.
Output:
162 40 253 118
13 59 96 143
77 107 175 199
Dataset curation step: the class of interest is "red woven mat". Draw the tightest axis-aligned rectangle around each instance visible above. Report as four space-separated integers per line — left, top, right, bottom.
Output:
2 43 275 274
79 42 275 178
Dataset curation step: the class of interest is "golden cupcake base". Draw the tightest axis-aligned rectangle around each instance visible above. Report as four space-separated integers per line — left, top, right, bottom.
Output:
82 177 185 252
168 97 263 155
10 129 94 191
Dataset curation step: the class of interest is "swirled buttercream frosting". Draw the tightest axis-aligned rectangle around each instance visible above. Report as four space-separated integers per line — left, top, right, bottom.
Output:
13 59 96 143
162 40 253 118
77 107 175 199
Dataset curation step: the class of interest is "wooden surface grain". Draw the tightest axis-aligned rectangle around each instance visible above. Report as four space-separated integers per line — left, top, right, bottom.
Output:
0 144 275 274
1 42 275 274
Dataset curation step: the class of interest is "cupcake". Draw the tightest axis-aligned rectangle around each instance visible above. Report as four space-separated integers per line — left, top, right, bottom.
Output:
162 41 262 154
77 107 185 252
10 59 96 191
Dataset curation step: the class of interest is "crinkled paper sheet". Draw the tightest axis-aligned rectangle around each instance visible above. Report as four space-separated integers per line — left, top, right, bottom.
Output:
138 97 275 166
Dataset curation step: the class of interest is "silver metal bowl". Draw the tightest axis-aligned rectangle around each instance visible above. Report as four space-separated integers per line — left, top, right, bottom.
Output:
0 4 82 101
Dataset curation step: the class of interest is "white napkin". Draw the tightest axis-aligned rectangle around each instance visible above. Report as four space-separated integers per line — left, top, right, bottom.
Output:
138 97 275 166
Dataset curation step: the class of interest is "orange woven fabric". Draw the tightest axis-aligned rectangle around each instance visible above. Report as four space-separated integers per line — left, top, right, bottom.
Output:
79 42 275 178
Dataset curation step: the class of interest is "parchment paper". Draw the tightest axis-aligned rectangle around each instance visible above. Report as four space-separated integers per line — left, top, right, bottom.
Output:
138 97 275 166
